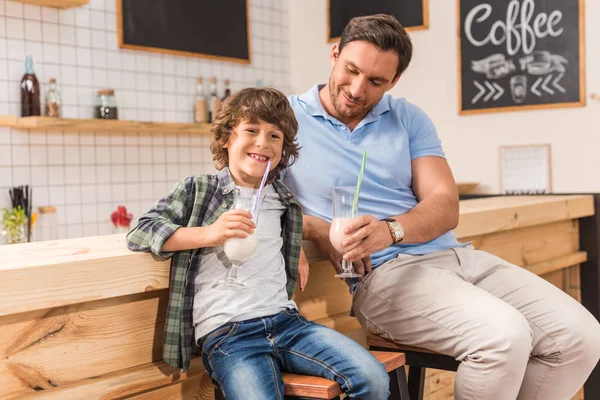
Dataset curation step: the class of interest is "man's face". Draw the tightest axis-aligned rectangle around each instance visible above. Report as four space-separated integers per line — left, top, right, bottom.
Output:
328 41 400 122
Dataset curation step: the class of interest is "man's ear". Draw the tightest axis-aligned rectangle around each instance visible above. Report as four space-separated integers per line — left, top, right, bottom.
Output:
329 44 340 67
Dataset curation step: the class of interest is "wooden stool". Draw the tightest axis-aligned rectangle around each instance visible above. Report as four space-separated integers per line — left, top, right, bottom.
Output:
367 334 460 400
214 350 410 399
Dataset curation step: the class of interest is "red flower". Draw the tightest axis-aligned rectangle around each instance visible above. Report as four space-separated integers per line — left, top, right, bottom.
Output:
111 206 133 228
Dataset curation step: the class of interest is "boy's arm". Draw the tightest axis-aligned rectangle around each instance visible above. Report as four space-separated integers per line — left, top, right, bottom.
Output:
126 177 194 258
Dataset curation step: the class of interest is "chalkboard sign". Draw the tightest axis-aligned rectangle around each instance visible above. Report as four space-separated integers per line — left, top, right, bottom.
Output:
328 0 429 42
458 0 585 114
117 0 250 64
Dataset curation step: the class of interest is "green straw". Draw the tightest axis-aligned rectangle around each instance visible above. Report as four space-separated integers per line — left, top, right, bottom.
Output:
352 151 367 217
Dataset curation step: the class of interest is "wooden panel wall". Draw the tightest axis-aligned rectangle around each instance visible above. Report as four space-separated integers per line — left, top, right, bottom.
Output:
1 214 589 399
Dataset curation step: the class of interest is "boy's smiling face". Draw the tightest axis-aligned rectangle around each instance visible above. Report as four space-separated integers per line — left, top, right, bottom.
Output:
224 118 283 187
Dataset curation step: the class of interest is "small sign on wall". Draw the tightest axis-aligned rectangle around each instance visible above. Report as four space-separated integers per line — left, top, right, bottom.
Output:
500 144 552 195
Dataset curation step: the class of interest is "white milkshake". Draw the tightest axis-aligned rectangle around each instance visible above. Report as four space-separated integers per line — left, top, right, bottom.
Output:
223 232 258 264
329 217 355 254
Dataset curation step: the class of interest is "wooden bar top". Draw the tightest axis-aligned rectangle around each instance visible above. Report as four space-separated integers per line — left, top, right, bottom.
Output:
0 195 594 317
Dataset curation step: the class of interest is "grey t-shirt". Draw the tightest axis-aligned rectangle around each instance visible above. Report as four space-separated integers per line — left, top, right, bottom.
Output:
193 184 297 341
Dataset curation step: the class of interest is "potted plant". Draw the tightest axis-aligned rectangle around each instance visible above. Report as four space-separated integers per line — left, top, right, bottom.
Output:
2 206 28 244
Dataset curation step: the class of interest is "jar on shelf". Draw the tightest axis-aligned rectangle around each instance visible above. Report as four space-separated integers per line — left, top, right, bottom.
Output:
45 78 62 118
35 206 58 242
94 89 119 120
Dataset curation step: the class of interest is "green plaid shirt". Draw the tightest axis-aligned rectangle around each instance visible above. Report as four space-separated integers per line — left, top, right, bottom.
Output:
126 168 303 372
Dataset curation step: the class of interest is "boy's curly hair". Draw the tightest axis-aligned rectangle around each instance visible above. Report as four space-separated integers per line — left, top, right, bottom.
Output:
210 87 300 184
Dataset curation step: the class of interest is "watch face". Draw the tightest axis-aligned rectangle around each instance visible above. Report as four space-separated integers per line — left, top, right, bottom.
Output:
390 221 403 241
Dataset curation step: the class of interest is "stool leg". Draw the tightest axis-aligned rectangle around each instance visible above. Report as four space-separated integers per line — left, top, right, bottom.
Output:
389 366 411 400
214 388 226 400
407 366 426 400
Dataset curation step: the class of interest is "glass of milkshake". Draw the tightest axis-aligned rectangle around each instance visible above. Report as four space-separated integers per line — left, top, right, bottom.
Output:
218 187 262 290
329 186 361 278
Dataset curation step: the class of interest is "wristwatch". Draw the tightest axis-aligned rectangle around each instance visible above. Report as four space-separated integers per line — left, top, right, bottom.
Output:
381 218 404 244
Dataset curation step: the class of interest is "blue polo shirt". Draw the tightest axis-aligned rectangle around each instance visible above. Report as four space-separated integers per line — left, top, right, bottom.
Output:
283 85 466 268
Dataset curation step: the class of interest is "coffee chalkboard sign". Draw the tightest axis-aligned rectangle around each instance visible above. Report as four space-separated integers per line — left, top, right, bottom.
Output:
458 0 585 114
117 0 250 64
328 0 428 42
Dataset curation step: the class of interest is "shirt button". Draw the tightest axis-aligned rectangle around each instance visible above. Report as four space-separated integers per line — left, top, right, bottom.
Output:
341 126 347 130
221 203 227 208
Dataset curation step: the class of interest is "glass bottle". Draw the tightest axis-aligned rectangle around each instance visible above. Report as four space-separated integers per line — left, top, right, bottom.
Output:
208 76 221 123
222 79 232 102
95 89 119 120
20 55 41 117
194 77 208 123
45 78 62 118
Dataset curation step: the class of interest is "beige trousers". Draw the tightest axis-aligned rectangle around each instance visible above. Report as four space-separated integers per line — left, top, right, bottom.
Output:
353 247 600 400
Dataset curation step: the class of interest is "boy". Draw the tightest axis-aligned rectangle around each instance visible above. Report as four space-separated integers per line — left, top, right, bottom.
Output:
127 88 389 399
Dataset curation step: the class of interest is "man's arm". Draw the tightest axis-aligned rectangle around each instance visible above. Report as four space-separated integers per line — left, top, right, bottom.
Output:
342 156 459 262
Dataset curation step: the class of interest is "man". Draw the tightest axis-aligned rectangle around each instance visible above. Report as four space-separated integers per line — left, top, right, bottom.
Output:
283 14 600 400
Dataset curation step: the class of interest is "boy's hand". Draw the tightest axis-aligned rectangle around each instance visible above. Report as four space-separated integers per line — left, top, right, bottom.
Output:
298 247 310 291
207 209 255 247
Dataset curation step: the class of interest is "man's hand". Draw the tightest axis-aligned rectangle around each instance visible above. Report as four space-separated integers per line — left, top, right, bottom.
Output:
307 217 372 277
342 215 393 262
304 216 372 276
298 247 309 291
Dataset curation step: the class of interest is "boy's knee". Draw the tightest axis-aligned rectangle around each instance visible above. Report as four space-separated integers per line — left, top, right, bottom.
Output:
350 360 390 399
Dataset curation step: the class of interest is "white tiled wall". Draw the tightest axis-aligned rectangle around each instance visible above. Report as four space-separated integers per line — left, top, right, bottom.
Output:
0 0 291 240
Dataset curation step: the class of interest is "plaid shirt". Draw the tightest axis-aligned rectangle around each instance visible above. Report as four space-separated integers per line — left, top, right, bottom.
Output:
126 168 303 372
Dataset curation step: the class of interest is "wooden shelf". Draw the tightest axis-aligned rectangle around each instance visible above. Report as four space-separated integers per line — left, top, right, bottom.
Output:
0 115 211 134
10 0 89 8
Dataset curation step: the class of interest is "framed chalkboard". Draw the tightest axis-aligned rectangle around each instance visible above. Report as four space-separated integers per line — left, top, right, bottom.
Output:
458 0 585 114
327 0 429 42
117 0 251 64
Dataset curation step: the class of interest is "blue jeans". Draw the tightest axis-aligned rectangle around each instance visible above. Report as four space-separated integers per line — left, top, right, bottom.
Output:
200 308 389 399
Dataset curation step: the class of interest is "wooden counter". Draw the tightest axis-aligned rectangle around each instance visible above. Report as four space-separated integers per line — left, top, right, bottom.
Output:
0 195 596 400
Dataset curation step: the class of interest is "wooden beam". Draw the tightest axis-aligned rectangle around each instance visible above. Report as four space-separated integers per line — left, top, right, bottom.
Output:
0 291 167 397
0 235 170 316
526 252 587 276
456 195 594 238
464 220 580 267
17 358 206 400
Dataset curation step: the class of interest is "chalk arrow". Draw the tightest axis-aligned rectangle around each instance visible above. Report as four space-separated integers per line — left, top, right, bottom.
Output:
484 81 495 102
531 77 543 97
553 73 566 93
472 81 485 104
541 74 555 95
492 82 504 101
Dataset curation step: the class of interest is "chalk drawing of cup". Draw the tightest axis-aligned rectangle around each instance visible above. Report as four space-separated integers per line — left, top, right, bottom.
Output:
510 75 528 104
527 50 552 75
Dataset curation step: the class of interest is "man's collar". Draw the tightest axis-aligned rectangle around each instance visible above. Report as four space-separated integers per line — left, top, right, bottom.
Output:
298 84 391 121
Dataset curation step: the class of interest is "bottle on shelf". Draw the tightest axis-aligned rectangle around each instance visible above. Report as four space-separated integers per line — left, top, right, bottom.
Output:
94 89 119 120
208 76 222 123
45 78 62 118
222 79 232 102
194 77 208 123
20 55 41 117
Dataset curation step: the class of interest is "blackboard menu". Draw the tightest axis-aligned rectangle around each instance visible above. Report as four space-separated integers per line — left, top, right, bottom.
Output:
328 0 428 42
118 0 250 64
458 0 585 114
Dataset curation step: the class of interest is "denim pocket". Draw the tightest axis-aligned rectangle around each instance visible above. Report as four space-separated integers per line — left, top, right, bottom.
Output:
202 323 239 359
282 308 310 325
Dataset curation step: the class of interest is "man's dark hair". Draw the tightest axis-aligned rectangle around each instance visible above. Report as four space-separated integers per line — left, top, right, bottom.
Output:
339 14 413 79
